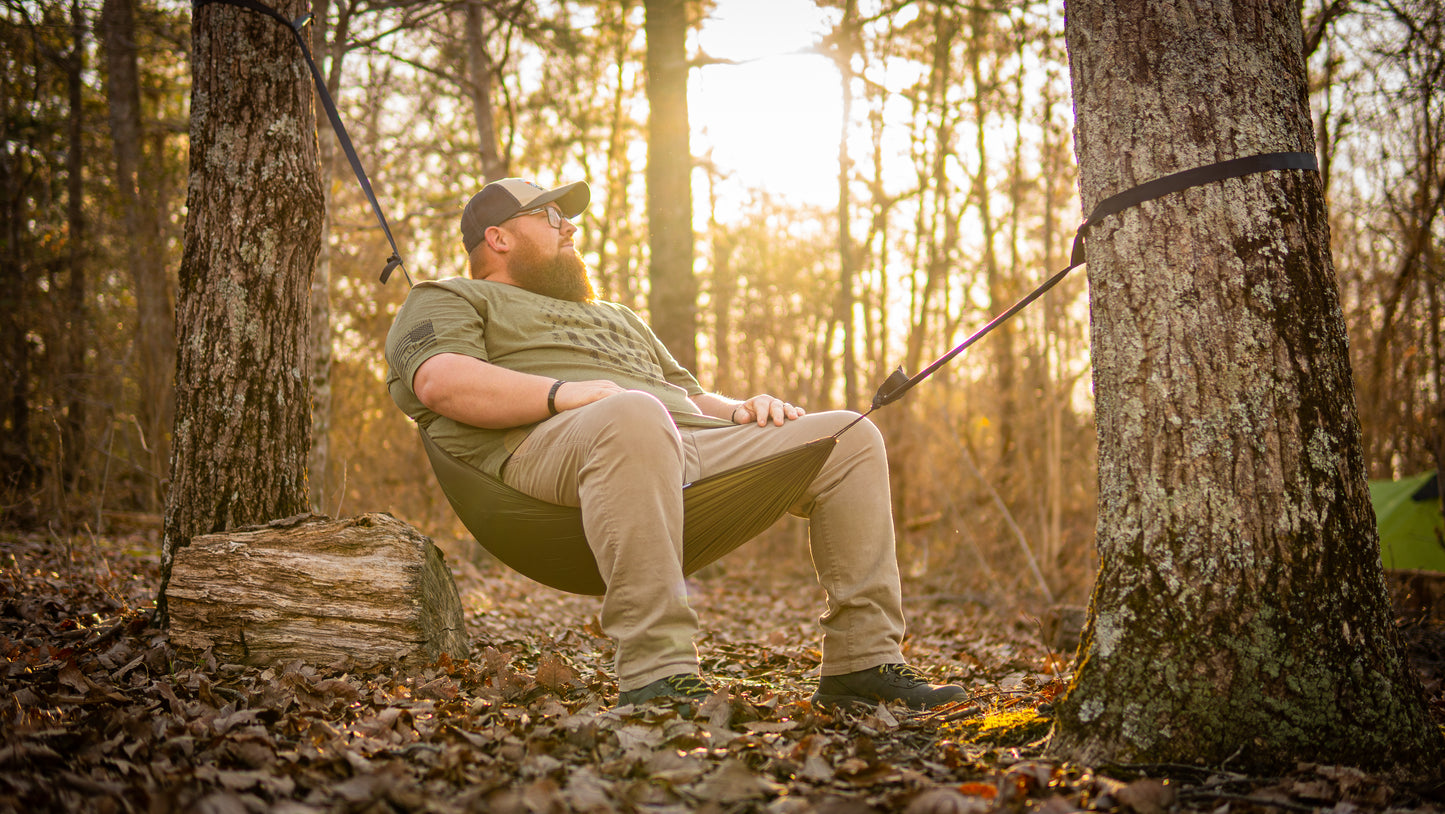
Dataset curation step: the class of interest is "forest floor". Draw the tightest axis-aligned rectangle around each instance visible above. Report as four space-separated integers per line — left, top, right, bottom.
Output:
3 523 1445 813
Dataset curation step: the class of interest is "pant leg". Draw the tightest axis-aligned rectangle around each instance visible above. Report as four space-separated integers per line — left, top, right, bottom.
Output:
686 411 906 675
501 390 699 691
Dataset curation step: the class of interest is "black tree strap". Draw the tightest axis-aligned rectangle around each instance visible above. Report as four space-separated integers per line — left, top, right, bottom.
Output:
843 150 1320 434
192 0 410 286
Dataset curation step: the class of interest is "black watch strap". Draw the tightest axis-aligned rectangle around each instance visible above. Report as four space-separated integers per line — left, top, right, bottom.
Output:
547 380 566 416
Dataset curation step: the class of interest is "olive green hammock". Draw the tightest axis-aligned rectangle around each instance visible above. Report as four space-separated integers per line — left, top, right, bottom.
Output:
420 430 841 596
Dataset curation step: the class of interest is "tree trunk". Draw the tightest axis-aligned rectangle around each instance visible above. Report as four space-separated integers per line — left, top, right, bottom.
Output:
968 7 1017 472
464 0 508 183
595 0 638 305
643 0 696 371
0 57 36 519
159 0 323 623
307 0 351 515
834 0 859 410
61 0 87 498
1049 0 1441 773
101 0 176 511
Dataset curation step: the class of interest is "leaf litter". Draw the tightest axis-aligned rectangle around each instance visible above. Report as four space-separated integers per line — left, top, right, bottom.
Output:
3 529 1444 812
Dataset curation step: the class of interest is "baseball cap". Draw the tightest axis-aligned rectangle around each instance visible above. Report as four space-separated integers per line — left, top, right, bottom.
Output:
460 178 590 252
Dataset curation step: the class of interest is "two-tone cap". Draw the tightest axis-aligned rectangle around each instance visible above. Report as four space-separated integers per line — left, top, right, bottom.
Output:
460 178 590 253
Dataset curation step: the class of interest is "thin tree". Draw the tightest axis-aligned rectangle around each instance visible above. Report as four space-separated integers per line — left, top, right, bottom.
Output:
306 0 358 515
101 0 175 512
1049 0 1441 772
463 0 509 183
59 0 87 501
831 0 860 410
643 0 695 370
158 0 323 622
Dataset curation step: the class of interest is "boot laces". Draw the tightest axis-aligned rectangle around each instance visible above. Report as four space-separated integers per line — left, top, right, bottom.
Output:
880 663 930 686
664 673 712 697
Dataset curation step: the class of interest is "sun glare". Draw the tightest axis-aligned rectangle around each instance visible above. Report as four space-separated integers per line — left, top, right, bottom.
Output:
692 0 842 213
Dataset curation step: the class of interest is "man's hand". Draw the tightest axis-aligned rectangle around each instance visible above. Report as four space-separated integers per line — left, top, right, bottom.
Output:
552 380 626 413
732 394 806 427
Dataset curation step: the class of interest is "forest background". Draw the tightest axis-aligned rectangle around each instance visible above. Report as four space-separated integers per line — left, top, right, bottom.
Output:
2 0 1441 613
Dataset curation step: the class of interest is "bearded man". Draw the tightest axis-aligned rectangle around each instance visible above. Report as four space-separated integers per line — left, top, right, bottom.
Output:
385 178 966 710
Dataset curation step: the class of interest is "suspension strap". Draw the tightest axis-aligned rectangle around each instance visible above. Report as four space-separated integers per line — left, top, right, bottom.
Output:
192 0 410 286
838 150 1320 435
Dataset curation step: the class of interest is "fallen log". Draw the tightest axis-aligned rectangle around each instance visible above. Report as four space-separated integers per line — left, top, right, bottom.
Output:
167 513 469 668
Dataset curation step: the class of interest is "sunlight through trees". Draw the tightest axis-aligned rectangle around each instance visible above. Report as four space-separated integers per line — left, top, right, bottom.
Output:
1 0 1440 619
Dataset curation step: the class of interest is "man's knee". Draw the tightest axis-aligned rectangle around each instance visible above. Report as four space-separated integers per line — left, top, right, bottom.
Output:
804 410 885 459
841 412 885 455
582 390 683 460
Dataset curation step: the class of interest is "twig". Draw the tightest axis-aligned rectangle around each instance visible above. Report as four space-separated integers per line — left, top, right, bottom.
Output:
948 421 1054 605
1178 790 1317 813
1099 761 1255 784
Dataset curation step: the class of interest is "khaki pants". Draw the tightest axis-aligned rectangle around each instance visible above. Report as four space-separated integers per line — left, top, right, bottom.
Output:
501 390 906 692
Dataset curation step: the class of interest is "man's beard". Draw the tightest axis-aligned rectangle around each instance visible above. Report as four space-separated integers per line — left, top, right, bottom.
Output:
511 236 596 303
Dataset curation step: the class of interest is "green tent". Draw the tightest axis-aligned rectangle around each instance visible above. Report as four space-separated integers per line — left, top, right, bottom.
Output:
1369 471 1445 571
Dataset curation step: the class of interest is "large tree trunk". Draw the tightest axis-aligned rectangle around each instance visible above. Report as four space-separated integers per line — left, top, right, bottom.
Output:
1049 0 1441 773
159 0 323 622
643 0 696 371
101 0 176 510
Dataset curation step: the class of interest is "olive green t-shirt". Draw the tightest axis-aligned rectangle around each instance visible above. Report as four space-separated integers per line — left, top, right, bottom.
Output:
385 277 726 476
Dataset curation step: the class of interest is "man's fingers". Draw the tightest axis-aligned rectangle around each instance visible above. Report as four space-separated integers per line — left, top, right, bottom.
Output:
738 394 805 426
770 399 787 425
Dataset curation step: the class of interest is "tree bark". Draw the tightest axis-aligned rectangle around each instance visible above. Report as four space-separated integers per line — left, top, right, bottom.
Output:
160 0 323 622
464 0 508 183
101 0 176 510
833 0 860 410
1049 0 1441 773
643 0 696 371
307 0 352 514
61 0 87 497
1 27 37 516
968 7 1017 472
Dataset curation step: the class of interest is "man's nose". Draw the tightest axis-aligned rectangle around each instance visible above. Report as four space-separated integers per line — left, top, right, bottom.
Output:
560 217 578 238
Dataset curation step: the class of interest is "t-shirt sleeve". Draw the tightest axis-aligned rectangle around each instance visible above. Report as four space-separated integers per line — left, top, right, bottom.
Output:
385 284 490 395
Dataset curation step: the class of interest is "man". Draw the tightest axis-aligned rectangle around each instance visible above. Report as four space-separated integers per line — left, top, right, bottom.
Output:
385 178 967 710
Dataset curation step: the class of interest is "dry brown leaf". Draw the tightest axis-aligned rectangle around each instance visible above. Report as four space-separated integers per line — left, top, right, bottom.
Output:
904 787 991 814
1115 778 1175 814
693 757 779 804
416 675 459 700
535 653 579 690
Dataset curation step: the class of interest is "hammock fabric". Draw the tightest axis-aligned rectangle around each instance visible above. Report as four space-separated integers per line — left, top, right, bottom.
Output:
420 430 838 596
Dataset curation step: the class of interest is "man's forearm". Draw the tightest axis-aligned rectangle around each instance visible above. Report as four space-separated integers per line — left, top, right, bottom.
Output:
693 392 744 422
412 352 557 428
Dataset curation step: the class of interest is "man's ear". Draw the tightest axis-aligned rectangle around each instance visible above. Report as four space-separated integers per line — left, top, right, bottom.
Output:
484 225 511 253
